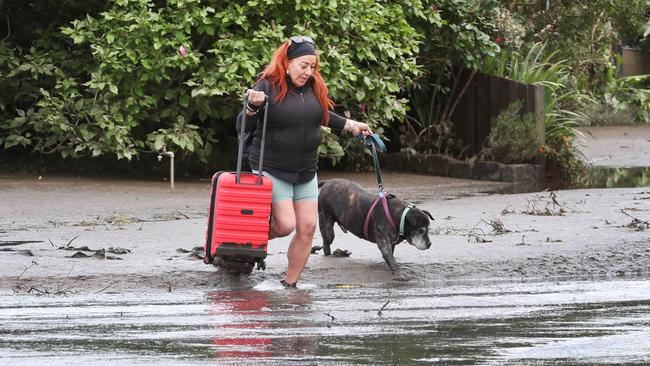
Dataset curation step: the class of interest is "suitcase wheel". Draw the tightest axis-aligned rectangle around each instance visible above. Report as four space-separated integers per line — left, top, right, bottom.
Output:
214 257 254 275
256 260 266 271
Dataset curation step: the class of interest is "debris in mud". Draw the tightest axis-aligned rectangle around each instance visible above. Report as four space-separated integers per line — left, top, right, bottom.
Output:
515 235 529 246
623 207 650 212
177 247 204 260
324 311 335 328
482 219 511 235
0 248 34 256
175 210 190 219
377 300 390 316
16 260 38 280
467 232 491 243
68 251 91 258
105 214 141 226
58 245 95 252
107 247 131 255
0 240 43 247
93 249 123 260
466 221 493 243
469 235 492 243
188 252 204 260
64 247 125 260
634 191 650 200
311 246 323 254
620 209 649 231
501 205 516 215
332 249 352 257
522 191 576 216
324 311 336 321
24 286 75 296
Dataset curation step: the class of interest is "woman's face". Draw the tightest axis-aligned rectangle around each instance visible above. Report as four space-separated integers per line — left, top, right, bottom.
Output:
287 55 317 87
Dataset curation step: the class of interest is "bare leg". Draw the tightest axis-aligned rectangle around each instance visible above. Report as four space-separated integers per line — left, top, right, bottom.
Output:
284 200 318 284
269 200 295 239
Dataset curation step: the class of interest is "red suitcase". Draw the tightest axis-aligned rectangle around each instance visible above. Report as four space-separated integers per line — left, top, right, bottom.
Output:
204 95 272 274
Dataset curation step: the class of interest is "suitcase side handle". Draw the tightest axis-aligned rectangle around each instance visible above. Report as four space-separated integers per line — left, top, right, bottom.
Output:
236 93 269 185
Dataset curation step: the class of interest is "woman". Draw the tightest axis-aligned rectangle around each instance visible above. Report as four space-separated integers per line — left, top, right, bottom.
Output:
237 35 372 288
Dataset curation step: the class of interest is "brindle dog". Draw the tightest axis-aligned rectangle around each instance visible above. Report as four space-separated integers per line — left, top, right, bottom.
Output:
318 178 434 277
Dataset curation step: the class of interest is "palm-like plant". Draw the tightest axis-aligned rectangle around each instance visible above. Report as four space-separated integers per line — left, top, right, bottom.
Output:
483 42 596 145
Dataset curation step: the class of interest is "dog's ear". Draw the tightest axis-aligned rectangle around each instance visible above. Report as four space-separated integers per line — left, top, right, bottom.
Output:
423 210 434 220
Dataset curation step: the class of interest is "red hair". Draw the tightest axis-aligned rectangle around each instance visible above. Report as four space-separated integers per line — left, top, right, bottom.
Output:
259 42 335 125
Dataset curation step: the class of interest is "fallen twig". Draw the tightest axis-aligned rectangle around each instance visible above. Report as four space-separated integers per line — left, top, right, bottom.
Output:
175 210 190 219
28 287 47 294
481 219 511 235
620 209 650 231
95 281 117 294
466 221 491 243
515 235 529 246
55 264 76 294
17 260 38 280
324 311 335 321
522 192 578 216
377 300 390 316
65 235 79 247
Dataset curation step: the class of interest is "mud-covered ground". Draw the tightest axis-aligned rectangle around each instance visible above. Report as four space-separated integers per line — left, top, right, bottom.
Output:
0 171 648 295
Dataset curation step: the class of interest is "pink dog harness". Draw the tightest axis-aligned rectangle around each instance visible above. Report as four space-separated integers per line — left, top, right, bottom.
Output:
363 191 396 240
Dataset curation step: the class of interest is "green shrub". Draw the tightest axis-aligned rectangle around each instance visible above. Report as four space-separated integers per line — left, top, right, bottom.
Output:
483 42 595 146
1 0 425 169
479 100 539 164
403 0 501 157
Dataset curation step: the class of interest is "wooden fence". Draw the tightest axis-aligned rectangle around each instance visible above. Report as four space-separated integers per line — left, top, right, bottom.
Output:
450 69 545 155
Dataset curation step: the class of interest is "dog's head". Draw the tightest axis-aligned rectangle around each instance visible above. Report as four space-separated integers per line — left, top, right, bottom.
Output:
403 207 434 250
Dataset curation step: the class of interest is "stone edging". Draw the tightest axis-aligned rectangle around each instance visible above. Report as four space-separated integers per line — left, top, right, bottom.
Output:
380 153 546 192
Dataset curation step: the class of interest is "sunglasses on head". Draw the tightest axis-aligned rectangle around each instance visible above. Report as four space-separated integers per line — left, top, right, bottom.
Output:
288 35 314 45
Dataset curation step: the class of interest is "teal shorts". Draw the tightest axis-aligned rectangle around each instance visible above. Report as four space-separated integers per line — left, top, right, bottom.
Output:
254 171 319 203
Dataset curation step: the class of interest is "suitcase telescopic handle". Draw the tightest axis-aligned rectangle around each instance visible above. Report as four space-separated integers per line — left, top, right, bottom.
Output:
236 94 269 185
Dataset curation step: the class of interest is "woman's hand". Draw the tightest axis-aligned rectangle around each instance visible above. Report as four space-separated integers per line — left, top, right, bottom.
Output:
246 89 266 107
344 119 373 137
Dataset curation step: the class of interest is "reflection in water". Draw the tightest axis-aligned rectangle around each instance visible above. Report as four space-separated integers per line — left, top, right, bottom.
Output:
1 279 650 364
208 288 316 361
209 290 273 358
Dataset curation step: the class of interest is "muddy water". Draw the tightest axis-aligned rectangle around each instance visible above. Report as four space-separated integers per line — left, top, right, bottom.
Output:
2 278 650 365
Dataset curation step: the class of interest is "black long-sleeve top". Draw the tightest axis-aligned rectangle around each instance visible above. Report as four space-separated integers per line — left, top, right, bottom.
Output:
236 77 347 183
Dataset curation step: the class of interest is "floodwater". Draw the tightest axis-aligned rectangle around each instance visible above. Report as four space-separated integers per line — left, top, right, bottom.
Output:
2 278 650 365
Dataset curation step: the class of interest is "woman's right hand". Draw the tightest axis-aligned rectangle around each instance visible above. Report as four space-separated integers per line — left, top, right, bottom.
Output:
246 89 266 107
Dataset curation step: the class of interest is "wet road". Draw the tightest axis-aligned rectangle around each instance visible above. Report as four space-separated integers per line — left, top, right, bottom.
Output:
2 278 650 365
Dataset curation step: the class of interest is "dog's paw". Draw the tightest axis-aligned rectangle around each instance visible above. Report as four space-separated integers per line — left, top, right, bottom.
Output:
310 246 322 254
392 270 411 282
332 249 352 257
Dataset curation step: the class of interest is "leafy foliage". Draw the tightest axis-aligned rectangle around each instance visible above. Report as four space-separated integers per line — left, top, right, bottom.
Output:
479 101 538 164
483 42 595 146
401 0 501 157
592 74 650 124
1 0 426 168
541 136 589 189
